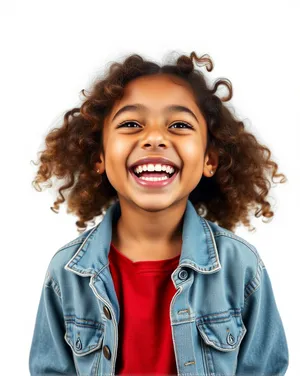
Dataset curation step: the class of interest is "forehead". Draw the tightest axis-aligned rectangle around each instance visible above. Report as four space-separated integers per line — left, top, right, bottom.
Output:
124 73 194 97
108 74 198 116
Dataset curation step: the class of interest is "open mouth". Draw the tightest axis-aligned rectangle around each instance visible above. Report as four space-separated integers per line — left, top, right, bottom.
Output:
130 167 178 181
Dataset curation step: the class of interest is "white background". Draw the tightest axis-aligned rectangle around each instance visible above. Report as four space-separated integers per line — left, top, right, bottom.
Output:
1 0 299 375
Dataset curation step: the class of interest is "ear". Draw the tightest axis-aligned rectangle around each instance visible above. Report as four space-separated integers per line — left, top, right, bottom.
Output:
94 151 105 174
203 146 219 178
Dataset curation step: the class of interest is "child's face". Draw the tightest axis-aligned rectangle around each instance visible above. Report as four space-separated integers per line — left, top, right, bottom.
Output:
96 73 217 211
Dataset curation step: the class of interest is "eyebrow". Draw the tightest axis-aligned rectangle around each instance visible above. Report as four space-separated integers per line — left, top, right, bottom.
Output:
111 103 199 123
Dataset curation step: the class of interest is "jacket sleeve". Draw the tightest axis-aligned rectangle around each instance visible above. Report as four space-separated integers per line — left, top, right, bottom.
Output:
29 270 78 376
236 258 289 375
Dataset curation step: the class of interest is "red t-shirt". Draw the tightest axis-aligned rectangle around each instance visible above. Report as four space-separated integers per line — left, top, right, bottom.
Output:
108 242 180 375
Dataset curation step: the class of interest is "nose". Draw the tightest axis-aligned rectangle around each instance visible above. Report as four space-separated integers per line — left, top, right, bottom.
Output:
140 124 170 150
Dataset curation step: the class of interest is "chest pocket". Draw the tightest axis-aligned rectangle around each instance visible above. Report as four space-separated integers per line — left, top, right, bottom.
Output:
196 308 247 375
64 316 104 376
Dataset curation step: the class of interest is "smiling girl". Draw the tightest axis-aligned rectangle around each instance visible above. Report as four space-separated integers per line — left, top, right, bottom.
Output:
29 52 289 375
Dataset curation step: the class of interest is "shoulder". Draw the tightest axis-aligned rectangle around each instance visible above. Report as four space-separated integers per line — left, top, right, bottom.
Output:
44 226 95 285
202 217 265 285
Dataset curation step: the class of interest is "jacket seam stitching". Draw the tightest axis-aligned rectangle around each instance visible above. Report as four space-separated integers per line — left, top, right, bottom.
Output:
244 260 265 304
244 282 261 307
201 218 221 269
64 225 100 271
47 238 87 267
214 232 264 303
44 273 62 299
57 238 87 253
214 232 263 263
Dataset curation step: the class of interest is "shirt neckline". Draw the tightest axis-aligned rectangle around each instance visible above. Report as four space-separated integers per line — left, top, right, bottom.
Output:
109 242 181 272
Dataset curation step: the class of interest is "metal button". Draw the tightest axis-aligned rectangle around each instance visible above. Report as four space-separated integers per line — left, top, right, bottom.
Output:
103 305 112 320
226 332 236 345
75 337 82 350
178 269 189 281
103 345 111 360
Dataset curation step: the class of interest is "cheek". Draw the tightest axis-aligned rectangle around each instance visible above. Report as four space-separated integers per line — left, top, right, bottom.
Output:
180 142 203 169
106 137 130 165
179 142 204 188
104 136 132 183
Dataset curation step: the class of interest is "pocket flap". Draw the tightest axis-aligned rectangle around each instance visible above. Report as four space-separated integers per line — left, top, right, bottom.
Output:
196 308 247 352
64 316 104 357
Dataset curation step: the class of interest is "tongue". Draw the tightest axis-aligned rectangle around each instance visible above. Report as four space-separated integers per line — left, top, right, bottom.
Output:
138 171 170 178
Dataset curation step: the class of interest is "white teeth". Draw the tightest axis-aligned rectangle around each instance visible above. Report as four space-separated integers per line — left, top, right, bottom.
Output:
133 164 175 174
140 176 168 181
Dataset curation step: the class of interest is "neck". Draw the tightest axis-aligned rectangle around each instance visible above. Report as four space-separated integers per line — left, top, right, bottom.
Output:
111 197 188 261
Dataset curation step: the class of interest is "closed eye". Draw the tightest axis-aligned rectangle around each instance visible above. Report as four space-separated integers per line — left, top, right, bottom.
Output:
118 121 193 129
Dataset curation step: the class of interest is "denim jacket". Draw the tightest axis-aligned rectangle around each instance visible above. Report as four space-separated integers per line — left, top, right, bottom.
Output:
29 199 289 376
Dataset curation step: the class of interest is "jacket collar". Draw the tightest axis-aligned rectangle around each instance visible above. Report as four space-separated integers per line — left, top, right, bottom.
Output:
64 199 222 276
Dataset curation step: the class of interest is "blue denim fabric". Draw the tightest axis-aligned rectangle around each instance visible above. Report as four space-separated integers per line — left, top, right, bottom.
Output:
29 199 289 376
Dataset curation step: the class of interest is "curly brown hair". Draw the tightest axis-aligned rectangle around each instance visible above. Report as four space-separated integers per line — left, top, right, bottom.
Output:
31 51 287 234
